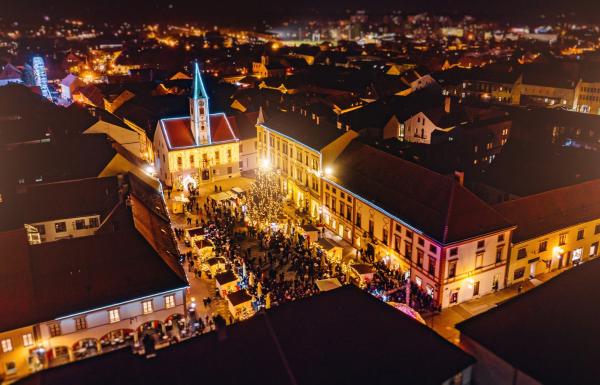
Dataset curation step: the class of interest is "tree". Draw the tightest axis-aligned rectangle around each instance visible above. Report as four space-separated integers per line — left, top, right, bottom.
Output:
246 170 284 228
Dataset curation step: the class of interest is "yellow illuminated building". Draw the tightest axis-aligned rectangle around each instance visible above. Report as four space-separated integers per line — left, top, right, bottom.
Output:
495 180 600 286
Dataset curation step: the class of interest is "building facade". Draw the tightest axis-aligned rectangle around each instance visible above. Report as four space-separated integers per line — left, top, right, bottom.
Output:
153 62 240 189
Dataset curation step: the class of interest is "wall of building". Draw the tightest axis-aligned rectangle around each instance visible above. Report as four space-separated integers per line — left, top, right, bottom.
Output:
440 230 510 308
506 220 600 286
574 82 600 114
239 138 258 172
0 325 38 381
27 215 101 244
39 290 185 362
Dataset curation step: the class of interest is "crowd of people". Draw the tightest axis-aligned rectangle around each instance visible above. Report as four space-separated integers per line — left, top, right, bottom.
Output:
175 189 437 331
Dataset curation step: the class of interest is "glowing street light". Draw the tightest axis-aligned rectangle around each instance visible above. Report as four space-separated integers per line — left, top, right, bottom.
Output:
324 166 333 176
260 158 271 170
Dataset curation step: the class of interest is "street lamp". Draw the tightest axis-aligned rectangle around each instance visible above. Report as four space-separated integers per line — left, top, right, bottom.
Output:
324 166 333 176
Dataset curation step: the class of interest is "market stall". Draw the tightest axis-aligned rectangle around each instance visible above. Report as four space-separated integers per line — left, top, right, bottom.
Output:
227 289 254 321
297 224 319 245
314 238 343 266
204 256 227 277
315 278 343 292
171 194 189 214
215 270 239 297
348 263 376 288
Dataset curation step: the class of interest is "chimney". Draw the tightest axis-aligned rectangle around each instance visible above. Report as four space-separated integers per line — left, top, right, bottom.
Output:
454 170 464 186
444 96 451 114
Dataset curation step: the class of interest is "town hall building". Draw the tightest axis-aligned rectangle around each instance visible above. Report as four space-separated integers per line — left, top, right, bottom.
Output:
153 62 240 189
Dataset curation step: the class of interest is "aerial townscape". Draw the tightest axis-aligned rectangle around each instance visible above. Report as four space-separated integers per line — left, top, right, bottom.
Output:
1 0 600 384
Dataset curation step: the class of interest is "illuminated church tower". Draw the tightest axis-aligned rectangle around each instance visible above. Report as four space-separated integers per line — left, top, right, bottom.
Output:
190 61 211 145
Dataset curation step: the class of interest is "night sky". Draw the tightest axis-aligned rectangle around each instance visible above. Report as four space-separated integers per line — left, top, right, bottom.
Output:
2 0 600 24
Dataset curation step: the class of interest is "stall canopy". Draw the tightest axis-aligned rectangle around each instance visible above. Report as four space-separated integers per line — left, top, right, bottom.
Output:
316 238 337 251
299 224 319 243
209 191 235 202
316 278 342 292
231 187 245 196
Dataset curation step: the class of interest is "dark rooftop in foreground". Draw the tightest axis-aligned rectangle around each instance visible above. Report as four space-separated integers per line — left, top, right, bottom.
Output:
457 257 600 385
261 109 347 150
16 285 473 385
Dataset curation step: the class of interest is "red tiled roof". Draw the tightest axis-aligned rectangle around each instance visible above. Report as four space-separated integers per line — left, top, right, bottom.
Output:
161 114 237 149
330 140 512 244
494 179 600 243
210 113 237 143
161 117 195 148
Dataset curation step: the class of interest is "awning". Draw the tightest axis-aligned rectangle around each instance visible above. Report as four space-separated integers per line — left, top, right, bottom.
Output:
316 238 337 251
209 192 233 202
231 187 245 195
316 278 342 292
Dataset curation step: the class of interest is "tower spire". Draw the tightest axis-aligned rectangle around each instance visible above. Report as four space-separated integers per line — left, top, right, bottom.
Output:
190 60 210 145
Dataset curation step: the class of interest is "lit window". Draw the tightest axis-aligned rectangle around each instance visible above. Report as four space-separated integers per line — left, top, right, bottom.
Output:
22 333 34 347
142 300 153 314
559 233 567 246
54 222 67 233
165 295 176 309
48 322 61 337
75 317 87 330
109 309 120 323
1 339 12 353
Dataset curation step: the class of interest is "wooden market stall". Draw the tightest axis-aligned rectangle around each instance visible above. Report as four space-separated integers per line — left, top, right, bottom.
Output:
348 263 376 288
215 270 239 297
314 238 343 266
227 290 254 321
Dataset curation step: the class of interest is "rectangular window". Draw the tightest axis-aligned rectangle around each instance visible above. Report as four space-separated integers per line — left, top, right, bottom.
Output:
477 240 485 249
22 333 34 347
514 267 526 280
35 224 46 235
448 260 457 278
48 322 61 337
142 300 153 315
89 217 99 228
449 247 458 257
495 246 503 263
165 294 176 309
429 244 437 254
75 219 86 230
473 281 480 296
75 317 87 330
177 156 182 166
109 309 120 323
475 252 484 269
1 339 12 353
356 213 361 228
539 241 548 253
577 229 584 240
428 256 436 275
382 229 388 245
405 229 413 239
403 241 412 259
498 234 505 243
331 197 337 213
346 206 352 221
394 235 401 252
227 166 233 174
559 233 567 246
416 249 424 267
517 248 527 259
595 224 600 234
368 220 374 237
418 237 425 247
54 222 67 233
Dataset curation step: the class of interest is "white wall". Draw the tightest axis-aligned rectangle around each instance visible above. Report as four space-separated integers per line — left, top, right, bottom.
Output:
28 215 101 243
